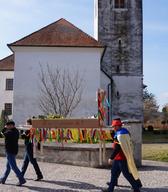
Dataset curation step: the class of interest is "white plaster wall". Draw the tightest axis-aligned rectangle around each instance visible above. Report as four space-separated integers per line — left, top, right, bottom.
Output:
112 76 143 119
100 72 110 91
0 71 14 119
12 47 103 125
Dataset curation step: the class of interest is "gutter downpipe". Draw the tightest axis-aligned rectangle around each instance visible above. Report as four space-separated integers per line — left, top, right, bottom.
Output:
100 46 113 125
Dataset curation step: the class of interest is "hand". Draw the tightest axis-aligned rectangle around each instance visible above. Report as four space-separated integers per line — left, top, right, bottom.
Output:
108 158 113 165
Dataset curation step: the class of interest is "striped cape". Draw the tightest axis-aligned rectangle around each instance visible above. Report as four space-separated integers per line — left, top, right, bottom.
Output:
115 128 139 180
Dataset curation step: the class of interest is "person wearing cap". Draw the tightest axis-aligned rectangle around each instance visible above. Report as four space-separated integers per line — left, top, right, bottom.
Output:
106 118 121 187
0 120 26 186
102 119 142 192
20 118 43 181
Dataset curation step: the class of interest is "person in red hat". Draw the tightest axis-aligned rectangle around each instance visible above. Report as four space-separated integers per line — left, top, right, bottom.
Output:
102 119 142 192
106 118 122 187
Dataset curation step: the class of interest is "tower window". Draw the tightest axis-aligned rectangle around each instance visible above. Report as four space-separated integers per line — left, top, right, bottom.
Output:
4 103 12 115
98 0 102 8
116 65 120 73
118 39 122 47
114 0 125 9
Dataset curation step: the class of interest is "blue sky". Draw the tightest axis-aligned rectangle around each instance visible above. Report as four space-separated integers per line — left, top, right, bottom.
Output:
0 0 168 110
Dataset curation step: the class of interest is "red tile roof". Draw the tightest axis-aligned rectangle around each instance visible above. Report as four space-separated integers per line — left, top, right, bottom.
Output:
8 18 103 48
0 54 14 71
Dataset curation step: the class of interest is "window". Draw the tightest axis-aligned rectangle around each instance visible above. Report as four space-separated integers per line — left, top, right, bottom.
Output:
4 103 12 115
114 0 125 9
6 79 13 90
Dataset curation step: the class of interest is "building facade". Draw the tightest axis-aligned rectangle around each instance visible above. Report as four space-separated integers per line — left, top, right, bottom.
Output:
0 1 143 164
0 55 14 120
8 19 104 125
95 0 143 123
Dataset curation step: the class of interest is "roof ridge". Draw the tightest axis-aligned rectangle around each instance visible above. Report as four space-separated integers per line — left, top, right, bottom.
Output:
7 18 103 48
62 19 100 44
0 19 104 72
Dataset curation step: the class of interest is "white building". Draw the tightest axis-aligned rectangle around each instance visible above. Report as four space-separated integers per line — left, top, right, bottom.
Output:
1 0 143 127
2 18 106 125
0 55 14 120
0 1 143 164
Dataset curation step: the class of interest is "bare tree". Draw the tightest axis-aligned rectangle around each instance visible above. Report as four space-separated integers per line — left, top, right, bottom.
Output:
162 104 168 122
143 88 159 123
38 64 84 117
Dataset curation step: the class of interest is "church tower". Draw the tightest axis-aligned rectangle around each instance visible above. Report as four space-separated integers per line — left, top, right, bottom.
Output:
94 0 143 122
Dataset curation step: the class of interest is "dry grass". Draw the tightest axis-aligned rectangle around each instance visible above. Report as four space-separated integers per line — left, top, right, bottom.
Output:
142 143 168 162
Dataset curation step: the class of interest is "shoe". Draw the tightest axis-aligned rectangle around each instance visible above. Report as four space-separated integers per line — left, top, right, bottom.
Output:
106 181 118 186
133 189 140 192
16 179 26 186
136 179 143 188
0 180 5 184
34 175 43 181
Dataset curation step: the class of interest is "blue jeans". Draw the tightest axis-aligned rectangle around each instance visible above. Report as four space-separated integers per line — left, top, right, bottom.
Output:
0 153 25 183
109 160 139 192
21 143 42 178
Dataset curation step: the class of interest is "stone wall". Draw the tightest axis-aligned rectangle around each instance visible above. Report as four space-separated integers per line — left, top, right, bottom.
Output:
0 141 112 168
123 120 142 166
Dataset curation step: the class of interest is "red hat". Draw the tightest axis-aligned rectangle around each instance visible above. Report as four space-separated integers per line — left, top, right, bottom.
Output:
111 119 122 127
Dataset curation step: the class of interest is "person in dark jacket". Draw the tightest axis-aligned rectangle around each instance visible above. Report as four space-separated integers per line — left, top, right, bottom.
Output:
0 120 26 186
21 119 43 181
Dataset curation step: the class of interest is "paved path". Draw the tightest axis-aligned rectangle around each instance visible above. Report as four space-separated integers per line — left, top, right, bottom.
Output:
0 157 168 192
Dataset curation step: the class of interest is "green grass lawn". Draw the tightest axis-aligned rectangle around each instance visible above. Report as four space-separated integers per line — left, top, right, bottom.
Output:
142 131 168 162
142 130 168 143
142 143 168 162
